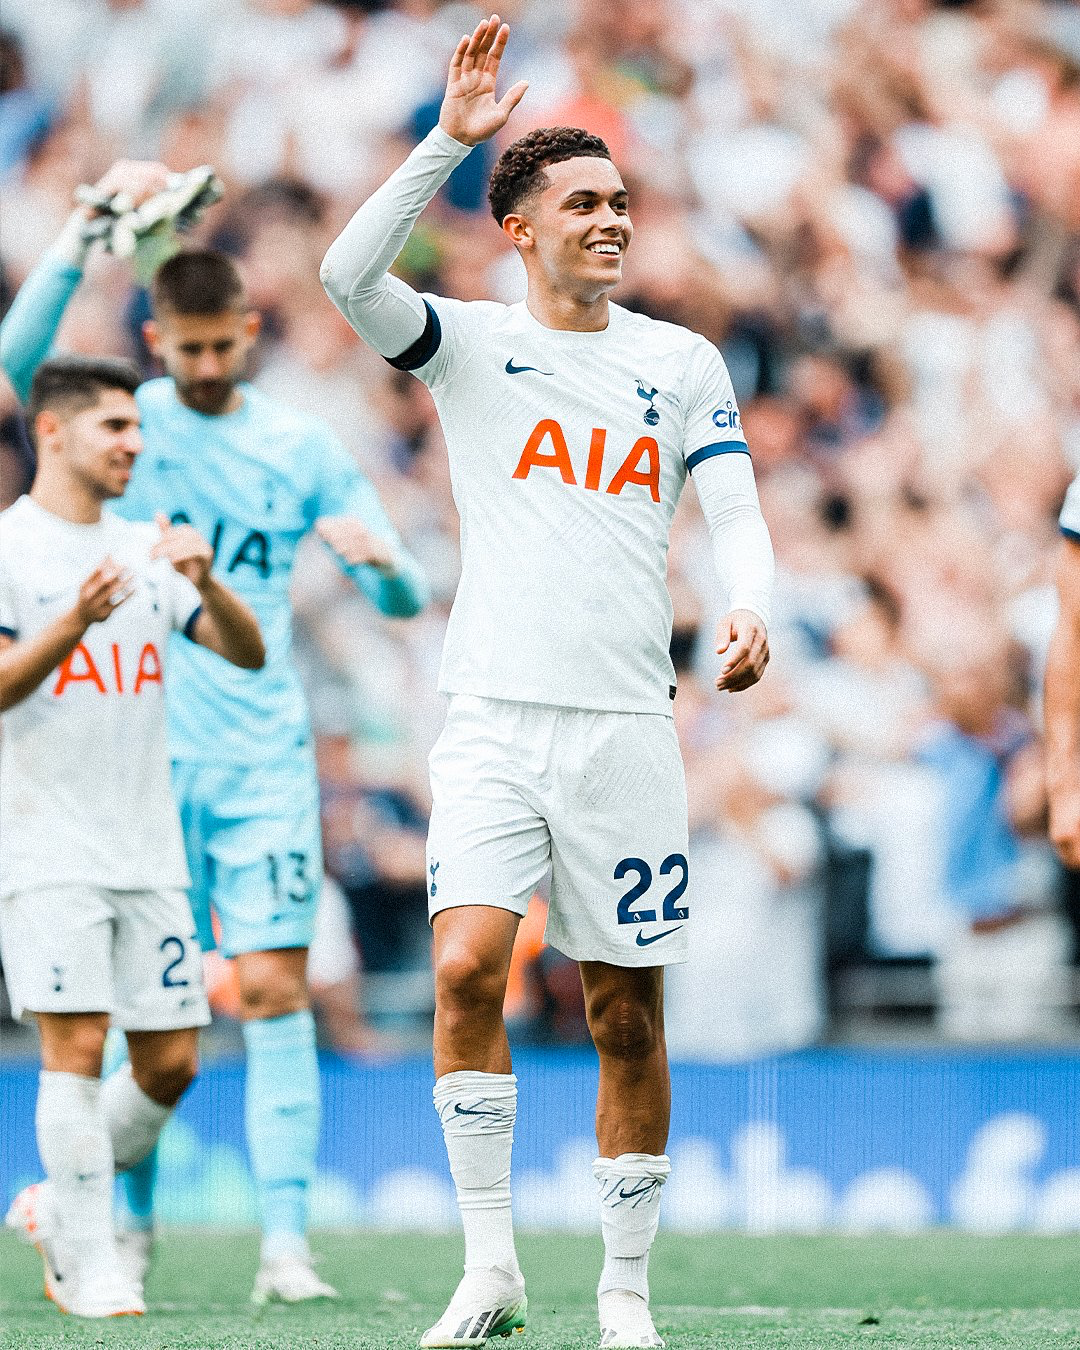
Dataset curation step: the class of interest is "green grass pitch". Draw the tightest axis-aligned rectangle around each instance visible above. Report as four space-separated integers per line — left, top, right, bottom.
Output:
2 1231 1079 1348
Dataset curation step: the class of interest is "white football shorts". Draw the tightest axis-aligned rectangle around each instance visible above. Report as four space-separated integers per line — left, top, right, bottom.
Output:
0 885 211 1030
426 695 690 966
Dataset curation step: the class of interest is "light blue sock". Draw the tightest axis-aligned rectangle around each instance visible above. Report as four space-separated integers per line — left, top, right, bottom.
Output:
118 1149 157 1231
243 1010 320 1252
103 1028 157 1234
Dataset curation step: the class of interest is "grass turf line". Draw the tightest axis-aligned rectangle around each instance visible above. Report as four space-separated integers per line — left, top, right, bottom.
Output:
1 1231 1079 1348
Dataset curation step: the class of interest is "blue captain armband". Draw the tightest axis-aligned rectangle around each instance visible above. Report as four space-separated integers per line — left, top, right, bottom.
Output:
384 300 441 372
685 441 750 473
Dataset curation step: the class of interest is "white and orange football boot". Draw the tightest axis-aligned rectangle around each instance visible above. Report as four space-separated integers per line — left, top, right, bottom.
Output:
5 1181 144 1318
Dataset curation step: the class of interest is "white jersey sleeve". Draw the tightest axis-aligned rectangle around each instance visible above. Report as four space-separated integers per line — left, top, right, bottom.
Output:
159 559 202 637
1062 476 1080 541
320 127 472 363
404 293 493 391
678 338 773 626
691 453 774 627
680 339 748 469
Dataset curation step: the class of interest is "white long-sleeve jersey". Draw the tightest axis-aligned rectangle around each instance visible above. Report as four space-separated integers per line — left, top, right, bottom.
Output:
322 127 774 715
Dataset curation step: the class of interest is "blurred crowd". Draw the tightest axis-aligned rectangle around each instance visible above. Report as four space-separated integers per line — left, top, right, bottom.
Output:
2 0 1080 1057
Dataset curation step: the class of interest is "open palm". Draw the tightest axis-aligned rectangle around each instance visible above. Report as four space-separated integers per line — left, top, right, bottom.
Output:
439 14 528 148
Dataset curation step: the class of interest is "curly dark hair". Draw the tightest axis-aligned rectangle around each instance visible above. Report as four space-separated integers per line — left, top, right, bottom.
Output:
488 126 612 225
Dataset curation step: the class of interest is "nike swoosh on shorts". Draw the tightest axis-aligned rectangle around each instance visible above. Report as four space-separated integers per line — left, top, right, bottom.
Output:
635 926 684 947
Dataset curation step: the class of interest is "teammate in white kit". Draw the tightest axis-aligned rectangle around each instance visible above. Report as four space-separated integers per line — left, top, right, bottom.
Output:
322 17 774 1348
1046 474 1080 869
1 356 264 1317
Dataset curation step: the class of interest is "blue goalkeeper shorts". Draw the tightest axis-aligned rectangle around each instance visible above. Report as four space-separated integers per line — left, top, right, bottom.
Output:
172 757 323 958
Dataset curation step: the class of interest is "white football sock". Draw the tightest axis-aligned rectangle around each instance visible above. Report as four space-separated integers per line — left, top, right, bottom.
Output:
100 1063 172 1172
36 1071 119 1285
434 1070 521 1279
593 1152 671 1302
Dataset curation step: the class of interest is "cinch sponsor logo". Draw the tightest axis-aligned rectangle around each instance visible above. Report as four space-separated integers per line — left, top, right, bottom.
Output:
512 418 661 502
712 400 741 431
53 642 163 696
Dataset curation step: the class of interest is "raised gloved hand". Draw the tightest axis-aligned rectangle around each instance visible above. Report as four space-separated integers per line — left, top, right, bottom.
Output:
72 164 224 281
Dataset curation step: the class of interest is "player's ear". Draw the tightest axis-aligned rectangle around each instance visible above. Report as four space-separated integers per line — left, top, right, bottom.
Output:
33 409 61 448
142 319 161 355
243 310 261 341
502 214 532 250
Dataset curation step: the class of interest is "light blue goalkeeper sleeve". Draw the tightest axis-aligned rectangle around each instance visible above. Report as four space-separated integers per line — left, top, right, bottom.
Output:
0 244 83 402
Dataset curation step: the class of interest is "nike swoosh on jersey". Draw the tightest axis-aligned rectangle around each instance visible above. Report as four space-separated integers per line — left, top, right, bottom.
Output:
505 359 553 376
635 925 684 947
37 589 71 606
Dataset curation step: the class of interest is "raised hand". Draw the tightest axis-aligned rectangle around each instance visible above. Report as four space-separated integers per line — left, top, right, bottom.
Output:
438 14 528 148
75 557 135 626
150 513 214 590
315 516 397 573
78 160 172 216
715 609 770 693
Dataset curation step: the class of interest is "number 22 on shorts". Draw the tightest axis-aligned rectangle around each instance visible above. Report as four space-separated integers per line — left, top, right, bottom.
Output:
614 853 689 924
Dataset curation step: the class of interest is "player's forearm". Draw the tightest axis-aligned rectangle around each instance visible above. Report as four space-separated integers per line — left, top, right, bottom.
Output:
693 454 775 626
189 578 265 670
320 127 471 355
349 548 430 619
0 610 88 711
0 215 90 403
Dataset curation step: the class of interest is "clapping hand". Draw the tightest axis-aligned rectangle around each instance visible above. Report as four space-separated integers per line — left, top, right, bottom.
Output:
150 513 214 590
75 557 135 626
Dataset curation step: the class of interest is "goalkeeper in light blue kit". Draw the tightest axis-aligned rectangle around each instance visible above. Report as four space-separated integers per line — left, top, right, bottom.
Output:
0 162 429 1306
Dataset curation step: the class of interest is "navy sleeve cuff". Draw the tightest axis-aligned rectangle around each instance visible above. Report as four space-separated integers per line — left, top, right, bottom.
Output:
0 625 17 639
384 299 442 372
182 605 203 640
1062 526 1080 543
685 440 750 473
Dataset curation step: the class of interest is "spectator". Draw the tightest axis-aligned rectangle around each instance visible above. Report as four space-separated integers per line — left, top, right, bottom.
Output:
917 612 1071 1040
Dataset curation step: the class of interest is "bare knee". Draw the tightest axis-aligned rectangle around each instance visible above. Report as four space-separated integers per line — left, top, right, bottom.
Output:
36 1014 109 1078
129 1036 198 1107
587 992 663 1064
235 949 309 1020
237 980 304 1020
436 945 508 1021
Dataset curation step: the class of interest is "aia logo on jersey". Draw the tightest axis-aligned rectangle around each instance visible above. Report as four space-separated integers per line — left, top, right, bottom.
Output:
512 419 661 503
171 512 270 578
53 642 162 696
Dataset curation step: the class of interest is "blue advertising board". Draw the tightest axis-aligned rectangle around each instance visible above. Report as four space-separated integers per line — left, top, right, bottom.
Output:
2 1050 1079 1231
